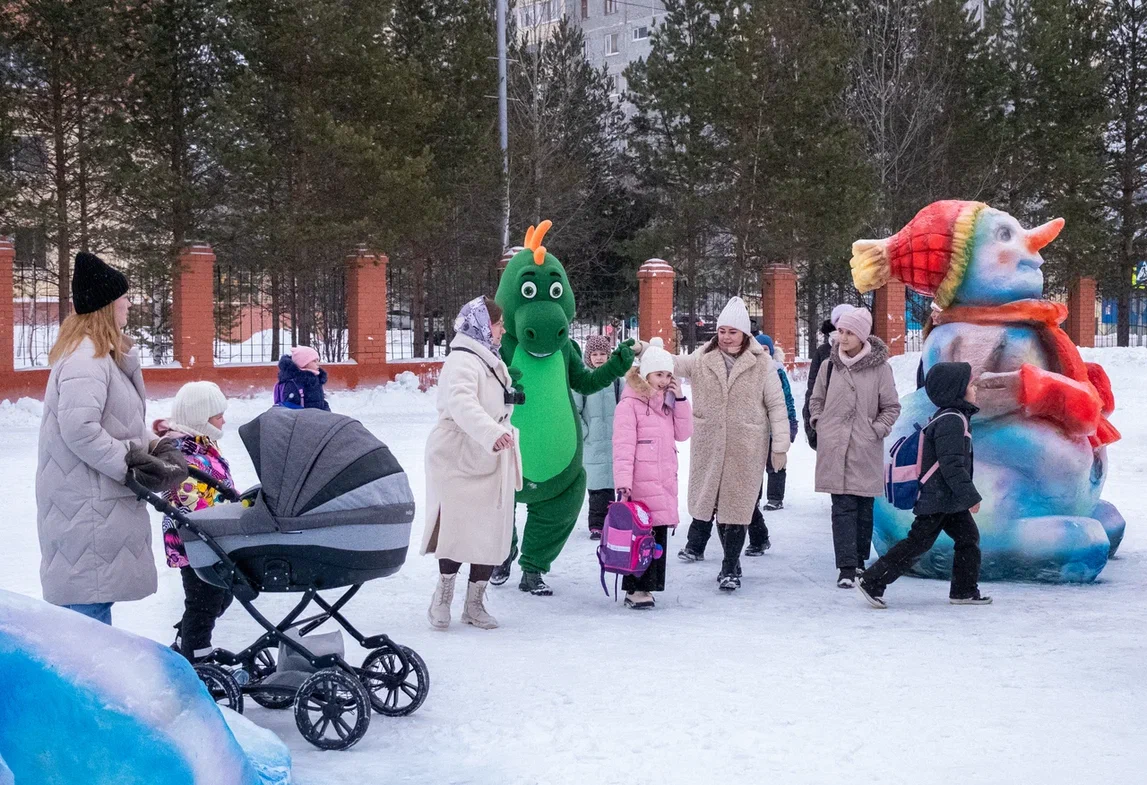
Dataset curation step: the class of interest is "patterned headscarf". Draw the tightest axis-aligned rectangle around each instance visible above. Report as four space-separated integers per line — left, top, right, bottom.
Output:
454 296 497 352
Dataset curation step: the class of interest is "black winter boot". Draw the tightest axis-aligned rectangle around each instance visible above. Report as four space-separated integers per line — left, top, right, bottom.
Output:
518 571 553 596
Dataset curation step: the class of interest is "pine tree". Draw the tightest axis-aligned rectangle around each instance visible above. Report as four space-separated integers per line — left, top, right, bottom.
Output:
979 0 1111 290
627 0 739 348
390 0 502 357
218 0 432 357
508 18 635 322
1105 0 1147 345
6 0 125 320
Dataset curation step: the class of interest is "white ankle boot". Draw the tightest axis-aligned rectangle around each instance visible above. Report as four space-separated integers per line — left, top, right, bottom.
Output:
460 580 498 629
428 573 457 630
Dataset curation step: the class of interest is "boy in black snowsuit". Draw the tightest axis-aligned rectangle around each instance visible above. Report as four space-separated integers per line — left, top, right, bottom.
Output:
858 361 991 608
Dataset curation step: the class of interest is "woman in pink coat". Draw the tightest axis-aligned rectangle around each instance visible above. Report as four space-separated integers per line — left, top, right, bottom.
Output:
613 338 693 609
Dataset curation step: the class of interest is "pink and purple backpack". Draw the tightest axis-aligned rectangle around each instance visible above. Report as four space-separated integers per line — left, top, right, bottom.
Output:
597 499 663 597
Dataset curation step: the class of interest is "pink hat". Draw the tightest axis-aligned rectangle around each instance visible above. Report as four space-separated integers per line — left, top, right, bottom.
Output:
836 307 873 342
291 346 320 372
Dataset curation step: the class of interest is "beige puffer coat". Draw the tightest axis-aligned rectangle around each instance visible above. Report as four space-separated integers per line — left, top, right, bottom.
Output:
422 334 523 566
36 337 154 605
673 339 791 525
808 336 901 497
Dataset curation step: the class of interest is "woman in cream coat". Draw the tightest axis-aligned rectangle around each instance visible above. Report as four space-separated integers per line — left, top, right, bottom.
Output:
423 296 522 630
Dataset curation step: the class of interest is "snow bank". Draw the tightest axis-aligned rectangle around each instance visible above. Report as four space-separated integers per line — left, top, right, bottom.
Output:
0 590 290 785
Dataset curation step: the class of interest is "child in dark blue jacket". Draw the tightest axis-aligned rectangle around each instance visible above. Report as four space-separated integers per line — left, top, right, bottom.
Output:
274 346 331 411
858 361 990 608
745 334 799 556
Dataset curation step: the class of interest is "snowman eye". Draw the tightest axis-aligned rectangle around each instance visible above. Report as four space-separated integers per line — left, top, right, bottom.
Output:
549 282 564 299
521 281 537 299
996 226 1013 243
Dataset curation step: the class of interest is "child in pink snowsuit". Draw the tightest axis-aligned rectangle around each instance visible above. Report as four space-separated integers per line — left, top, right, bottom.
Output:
613 337 692 609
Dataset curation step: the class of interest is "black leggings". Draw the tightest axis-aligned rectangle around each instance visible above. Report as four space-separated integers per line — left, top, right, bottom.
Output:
178 566 233 660
439 559 495 583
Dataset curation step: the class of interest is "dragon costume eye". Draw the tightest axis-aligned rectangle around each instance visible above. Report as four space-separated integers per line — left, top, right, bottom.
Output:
521 281 537 299
549 282 564 299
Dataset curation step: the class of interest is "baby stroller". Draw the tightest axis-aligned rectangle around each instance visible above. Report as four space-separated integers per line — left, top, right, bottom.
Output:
127 407 427 751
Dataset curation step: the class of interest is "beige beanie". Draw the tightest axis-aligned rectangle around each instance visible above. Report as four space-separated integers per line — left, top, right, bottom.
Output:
171 381 228 441
836 307 873 342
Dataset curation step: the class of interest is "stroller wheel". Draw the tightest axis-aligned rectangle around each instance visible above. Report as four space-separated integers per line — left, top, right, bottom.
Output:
294 668 371 751
360 645 430 717
194 663 244 714
244 644 293 710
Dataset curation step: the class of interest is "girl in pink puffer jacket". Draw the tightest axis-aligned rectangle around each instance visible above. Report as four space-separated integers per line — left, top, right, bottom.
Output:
612 338 692 609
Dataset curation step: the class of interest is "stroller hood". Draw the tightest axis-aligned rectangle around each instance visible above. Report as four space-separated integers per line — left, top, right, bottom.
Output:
233 407 415 535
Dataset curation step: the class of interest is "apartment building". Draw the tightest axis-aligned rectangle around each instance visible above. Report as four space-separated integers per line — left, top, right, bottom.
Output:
516 0 666 96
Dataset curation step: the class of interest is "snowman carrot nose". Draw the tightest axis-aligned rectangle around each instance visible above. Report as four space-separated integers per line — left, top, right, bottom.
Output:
1026 218 1064 254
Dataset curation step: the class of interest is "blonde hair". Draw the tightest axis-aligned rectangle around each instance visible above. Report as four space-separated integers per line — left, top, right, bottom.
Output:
49 302 128 365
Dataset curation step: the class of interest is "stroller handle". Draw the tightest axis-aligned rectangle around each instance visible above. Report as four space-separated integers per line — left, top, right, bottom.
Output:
187 465 242 503
124 471 240 574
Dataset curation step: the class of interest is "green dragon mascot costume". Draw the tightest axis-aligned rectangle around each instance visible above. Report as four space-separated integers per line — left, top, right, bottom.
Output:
490 220 635 595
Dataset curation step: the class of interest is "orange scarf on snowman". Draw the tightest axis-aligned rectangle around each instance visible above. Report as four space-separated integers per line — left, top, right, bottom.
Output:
932 300 1120 448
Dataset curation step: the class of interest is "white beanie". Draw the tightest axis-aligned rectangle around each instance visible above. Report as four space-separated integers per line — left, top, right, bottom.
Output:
836 307 873 342
639 337 674 378
716 296 752 335
831 303 855 326
171 381 228 441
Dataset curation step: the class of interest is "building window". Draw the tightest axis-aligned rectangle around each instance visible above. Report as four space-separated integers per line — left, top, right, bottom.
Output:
582 40 588 58
633 26 649 41
581 0 589 18
605 32 619 55
604 0 618 14
520 0 557 28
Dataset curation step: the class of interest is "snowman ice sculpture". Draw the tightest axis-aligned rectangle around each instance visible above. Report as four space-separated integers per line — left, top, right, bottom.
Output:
851 200 1124 582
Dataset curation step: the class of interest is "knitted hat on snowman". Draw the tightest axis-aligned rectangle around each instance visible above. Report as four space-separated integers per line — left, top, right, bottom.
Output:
850 200 991 310
639 337 674 378
169 381 228 441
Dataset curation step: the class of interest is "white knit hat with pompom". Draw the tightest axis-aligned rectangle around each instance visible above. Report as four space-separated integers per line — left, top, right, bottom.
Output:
639 337 675 378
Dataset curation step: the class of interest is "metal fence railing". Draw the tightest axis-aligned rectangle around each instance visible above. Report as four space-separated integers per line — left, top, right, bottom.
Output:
127 263 173 366
1095 294 1147 347
213 264 347 365
386 254 497 362
13 254 59 368
673 261 761 354
13 252 173 367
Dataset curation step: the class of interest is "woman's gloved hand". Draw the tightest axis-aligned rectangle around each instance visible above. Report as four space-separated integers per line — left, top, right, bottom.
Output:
126 439 189 492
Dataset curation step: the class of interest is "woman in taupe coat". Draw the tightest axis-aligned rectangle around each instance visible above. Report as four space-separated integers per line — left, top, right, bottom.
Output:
808 306 901 589
672 297 791 592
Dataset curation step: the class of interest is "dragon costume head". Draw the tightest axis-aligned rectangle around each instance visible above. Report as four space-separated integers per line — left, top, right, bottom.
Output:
495 220 576 358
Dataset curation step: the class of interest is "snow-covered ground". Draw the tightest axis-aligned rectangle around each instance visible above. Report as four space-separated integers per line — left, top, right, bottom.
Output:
2 351 1146 784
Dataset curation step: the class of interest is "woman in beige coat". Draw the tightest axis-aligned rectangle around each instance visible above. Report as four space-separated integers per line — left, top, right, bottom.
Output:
423 296 522 630
36 252 187 625
672 297 791 592
808 306 901 589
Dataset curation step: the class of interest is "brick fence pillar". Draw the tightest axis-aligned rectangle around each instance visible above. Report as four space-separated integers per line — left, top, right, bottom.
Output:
347 247 388 365
0 237 13 375
637 259 676 352
873 281 907 356
172 244 216 369
1067 276 1096 348
761 264 797 357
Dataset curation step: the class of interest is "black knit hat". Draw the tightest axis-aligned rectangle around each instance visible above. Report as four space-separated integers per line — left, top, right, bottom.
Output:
72 252 129 315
